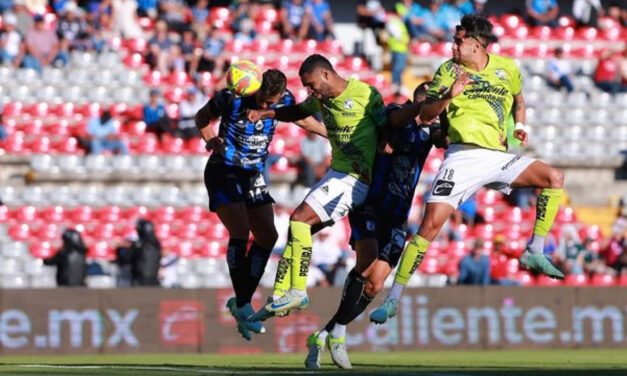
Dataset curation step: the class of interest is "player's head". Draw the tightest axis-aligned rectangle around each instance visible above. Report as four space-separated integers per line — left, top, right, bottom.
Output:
453 14 493 64
299 54 337 100
255 69 287 109
413 81 432 103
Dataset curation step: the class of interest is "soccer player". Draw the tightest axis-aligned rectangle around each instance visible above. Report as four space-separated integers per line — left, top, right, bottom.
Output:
370 14 566 324
304 82 448 369
247 54 388 319
194 69 325 340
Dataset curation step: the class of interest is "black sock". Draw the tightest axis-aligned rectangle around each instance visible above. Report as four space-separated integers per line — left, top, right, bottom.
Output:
242 242 272 304
226 239 249 307
333 269 367 326
346 291 374 323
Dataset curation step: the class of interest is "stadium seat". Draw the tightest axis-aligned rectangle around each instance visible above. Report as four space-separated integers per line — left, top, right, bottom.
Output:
618 274 627 287
536 274 562 286
173 241 196 258
40 206 66 223
97 206 122 222
563 274 588 286
36 223 60 241
556 207 577 224
122 206 149 221
8 223 31 241
513 271 534 286
179 206 206 223
591 274 616 287
197 241 227 258
88 241 115 260
90 223 116 240
13 205 38 223
152 206 177 223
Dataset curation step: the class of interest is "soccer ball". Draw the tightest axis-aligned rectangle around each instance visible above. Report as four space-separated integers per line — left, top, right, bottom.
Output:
226 60 263 96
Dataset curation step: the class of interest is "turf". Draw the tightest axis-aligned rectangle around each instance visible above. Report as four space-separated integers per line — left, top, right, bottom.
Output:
1 349 627 376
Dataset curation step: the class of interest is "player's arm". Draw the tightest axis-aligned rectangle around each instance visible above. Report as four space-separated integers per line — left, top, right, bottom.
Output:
194 98 224 154
511 92 529 146
432 110 451 149
247 105 311 123
388 101 422 128
420 71 473 122
294 116 327 138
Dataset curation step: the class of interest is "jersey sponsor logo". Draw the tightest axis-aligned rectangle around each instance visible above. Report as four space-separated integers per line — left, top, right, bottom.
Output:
299 246 313 277
501 155 522 171
432 179 455 196
536 193 549 221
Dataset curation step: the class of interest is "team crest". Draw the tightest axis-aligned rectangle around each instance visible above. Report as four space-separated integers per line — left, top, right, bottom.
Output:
495 69 506 80
254 120 264 130
343 98 354 110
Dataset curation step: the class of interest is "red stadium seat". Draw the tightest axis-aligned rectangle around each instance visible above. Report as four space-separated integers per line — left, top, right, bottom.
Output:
122 206 149 221
530 25 552 40
319 39 343 55
166 103 180 119
208 222 228 241
536 274 562 286
123 53 145 69
508 25 529 39
503 206 523 224
576 26 598 41
143 70 163 86
90 223 116 240
40 206 66 223
28 102 50 117
419 257 440 274
513 271 534 286
177 223 199 239
478 207 496 223
411 41 433 56
164 87 186 103
28 135 52 153
173 241 196 258
48 120 70 136
563 274 588 286
2 132 26 154
122 121 147 137
558 15 575 27
124 37 148 53
500 14 524 30
554 26 575 40
53 102 76 118
446 241 468 259
109 103 129 117
88 241 115 260
36 223 60 241
131 133 159 154
152 206 177 223
2 101 23 117
618 274 627 287
600 27 622 41
198 241 227 258
179 206 206 223
579 225 603 242
9 223 31 241
81 102 102 118
476 189 504 206
70 206 94 222
161 135 186 154
13 205 38 222
256 6 278 23
197 71 214 87
591 274 616 287
97 206 122 222
473 223 495 240
296 39 319 55
0 205 10 222
185 137 206 154
30 241 57 259
154 223 171 239
168 71 191 86
210 7 231 28
556 207 577 224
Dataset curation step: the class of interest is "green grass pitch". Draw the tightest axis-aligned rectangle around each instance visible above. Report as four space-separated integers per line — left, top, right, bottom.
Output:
1 349 627 375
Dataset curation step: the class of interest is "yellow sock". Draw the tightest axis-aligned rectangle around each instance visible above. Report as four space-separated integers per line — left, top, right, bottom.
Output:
289 221 312 291
394 235 429 285
272 240 292 298
533 188 563 237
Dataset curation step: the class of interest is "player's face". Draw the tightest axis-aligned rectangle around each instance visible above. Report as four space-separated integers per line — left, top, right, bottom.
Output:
301 70 330 100
452 29 476 64
255 92 282 109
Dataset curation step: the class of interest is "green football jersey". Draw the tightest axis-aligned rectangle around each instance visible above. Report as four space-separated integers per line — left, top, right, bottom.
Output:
298 78 387 184
427 54 522 151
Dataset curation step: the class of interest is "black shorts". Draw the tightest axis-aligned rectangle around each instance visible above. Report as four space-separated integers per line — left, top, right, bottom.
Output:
348 203 406 268
204 162 274 212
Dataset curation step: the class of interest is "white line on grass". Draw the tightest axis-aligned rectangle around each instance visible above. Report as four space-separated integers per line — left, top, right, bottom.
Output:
13 364 322 374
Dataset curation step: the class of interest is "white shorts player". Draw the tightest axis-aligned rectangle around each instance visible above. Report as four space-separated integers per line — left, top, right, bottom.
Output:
305 169 370 223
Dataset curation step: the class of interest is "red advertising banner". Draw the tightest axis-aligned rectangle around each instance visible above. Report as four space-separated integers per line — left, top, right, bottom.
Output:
1 287 626 355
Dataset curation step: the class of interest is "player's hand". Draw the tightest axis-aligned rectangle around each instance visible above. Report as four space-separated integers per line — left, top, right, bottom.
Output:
513 129 528 146
247 109 264 123
205 136 225 155
446 71 474 99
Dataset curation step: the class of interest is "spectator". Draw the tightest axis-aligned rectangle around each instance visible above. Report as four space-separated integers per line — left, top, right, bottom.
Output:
386 6 410 94
547 47 574 92
158 0 189 32
115 233 137 287
137 0 157 18
458 194 477 225
573 0 604 28
311 227 346 286
298 132 328 187
594 48 627 95
601 221 626 272
508 187 537 211
356 0 386 36
305 0 335 41
191 0 209 40
177 86 205 140
455 0 488 16
606 2 627 28
143 89 176 140
490 234 519 285
526 0 559 27
87 110 129 155
146 20 171 73
458 239 491 285
0 0 12 13
22 14 68 73
555 225 585 274
111 0 143 39
396 0 427 39
44 229 87 287
230 0 255 34
280 0 310 41
131 219 162 286
196 26 225 74
0 108 6 141
234 17 256 45
0 13 25 67
12 0 33 36
423 0 461 42
159 247 180 288
56 2 90 52
179 29 199 73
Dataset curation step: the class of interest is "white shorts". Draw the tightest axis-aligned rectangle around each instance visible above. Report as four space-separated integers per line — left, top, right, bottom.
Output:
304 169 369 223
425 144 536 209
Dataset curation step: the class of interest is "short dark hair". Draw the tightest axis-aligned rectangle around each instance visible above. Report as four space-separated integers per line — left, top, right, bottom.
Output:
259 69 287 97
299 54 334 76
100 110 112 124
456 14 493 48
413 81 432 101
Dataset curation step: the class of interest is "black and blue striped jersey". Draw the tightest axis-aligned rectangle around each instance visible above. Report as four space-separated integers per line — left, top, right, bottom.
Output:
366 103 434 225
207 88 295 171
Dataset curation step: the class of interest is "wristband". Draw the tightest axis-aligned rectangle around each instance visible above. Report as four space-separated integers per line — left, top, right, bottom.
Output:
515 122 530 133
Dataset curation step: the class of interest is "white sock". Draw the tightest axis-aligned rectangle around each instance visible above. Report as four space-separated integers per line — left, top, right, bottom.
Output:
317 330 329 342
272 294 282 301
528 234 545 254
290 288 307 297
331 324 346 339
388 282 405 301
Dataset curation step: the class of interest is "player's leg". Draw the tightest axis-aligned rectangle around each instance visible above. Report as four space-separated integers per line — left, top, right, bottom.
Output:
245 203 278 304
511 160 565 278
